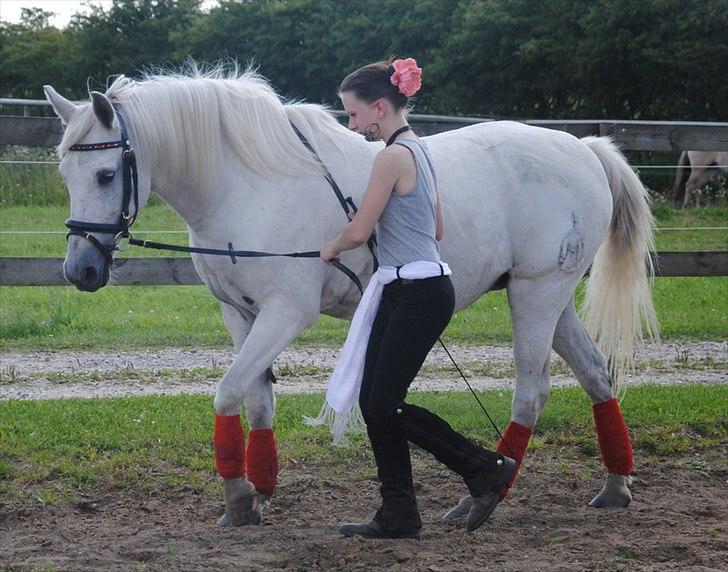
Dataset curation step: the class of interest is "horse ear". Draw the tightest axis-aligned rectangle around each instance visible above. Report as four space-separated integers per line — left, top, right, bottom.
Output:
43 85 76 124
90 91 116 129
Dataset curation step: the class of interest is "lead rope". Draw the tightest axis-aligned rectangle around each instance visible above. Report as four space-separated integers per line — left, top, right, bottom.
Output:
436 338 514 458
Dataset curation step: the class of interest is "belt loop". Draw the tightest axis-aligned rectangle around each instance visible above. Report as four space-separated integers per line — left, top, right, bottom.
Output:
438 263 444 276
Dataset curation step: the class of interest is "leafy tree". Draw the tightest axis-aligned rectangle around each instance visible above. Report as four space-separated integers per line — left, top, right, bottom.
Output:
428 0 727 120
0 8 74 99
0 0 725 119
186 0 460 107
66 0 203 94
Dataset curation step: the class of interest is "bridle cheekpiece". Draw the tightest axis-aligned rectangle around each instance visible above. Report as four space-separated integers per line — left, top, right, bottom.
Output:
65 110 139 262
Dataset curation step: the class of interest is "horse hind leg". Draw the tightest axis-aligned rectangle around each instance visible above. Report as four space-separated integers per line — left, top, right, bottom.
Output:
552 299 633 508
443 276 568 520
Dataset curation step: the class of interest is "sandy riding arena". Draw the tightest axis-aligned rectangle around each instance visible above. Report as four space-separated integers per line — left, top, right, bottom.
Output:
1 341 726 570
1 447 726 570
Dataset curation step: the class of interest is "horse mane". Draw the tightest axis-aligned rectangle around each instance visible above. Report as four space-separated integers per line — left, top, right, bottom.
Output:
59 62 348 187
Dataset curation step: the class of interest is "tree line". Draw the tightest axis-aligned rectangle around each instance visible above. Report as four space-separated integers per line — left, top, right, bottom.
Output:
1 0 726 120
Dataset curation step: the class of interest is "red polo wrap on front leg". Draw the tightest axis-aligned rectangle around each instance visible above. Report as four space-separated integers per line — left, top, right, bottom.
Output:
246 429 279 497
495 420 533 500
593 398 633 475
213 414 246 479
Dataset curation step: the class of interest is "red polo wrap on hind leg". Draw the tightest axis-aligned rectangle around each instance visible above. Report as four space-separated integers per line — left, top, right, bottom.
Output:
213 414 246 479
246 429 279 497
495 420 533 500
593 398 633 475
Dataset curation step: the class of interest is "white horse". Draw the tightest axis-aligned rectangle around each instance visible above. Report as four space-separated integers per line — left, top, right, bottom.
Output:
672 151 728 209
44 66 658 528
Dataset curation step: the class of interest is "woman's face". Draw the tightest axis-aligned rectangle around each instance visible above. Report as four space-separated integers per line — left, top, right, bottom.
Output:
340 91 379 136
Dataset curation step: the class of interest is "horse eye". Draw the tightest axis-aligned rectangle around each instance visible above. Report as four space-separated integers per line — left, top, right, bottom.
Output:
96 169 116 185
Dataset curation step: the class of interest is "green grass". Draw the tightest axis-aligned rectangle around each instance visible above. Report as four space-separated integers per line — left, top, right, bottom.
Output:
0 203 189 258
1 277 725 351
2 147 726 208
0 202 725 351
1 204 726 256
0 147 66 207
651 204 728 251
0 385 725 504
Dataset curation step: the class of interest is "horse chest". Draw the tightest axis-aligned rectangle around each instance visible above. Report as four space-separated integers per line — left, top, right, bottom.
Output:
191 254 263 315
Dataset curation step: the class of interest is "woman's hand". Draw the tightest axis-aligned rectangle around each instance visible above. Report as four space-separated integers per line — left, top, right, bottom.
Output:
320 240 341 263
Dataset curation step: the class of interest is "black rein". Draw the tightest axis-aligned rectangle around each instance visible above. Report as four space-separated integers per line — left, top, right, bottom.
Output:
64 110 374 294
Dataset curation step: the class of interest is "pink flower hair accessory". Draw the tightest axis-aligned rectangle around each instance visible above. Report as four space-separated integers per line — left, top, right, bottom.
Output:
390 58 422 97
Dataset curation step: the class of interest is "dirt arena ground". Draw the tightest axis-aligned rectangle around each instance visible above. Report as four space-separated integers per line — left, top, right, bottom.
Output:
2 444 726 571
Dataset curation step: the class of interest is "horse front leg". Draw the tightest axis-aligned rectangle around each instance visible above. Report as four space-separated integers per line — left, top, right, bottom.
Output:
213 302 315 527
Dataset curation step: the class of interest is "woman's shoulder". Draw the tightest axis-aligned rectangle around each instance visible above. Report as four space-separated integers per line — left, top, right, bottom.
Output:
377 138 420 163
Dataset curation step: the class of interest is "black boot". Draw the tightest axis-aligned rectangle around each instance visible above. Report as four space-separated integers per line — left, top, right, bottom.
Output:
465 456 516 532
398 403 517 530
339 519 421 540
340 418 422 539
399 404 508 488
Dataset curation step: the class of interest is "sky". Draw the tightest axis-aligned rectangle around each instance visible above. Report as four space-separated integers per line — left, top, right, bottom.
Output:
0 0 216 28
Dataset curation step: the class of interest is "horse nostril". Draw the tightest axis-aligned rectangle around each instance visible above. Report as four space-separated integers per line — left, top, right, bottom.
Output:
81 265 98 285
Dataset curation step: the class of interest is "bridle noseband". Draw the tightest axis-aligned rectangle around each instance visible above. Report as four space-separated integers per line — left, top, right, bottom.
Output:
65 110 139 263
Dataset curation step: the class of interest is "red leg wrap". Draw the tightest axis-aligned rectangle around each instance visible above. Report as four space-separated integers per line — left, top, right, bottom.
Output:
246 429 279 497
213 414 245 479
593 398 633 475
495 421 533 500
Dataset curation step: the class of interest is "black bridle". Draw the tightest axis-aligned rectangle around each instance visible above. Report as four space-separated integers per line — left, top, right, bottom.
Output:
63 110 374 293
66 111 139 264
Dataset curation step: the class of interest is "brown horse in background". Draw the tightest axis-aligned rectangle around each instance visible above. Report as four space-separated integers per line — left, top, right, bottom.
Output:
672 151 728 209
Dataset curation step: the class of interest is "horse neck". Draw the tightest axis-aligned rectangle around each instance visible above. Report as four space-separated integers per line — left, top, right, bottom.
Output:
146 139 325 239
146 118 375 240
148 164 224 231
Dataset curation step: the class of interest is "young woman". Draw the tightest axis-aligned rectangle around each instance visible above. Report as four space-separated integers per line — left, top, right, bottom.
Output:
320 58 515 539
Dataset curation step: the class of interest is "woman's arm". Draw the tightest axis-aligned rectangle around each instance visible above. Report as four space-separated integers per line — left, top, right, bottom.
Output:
435 193 444 241
321 150 400 261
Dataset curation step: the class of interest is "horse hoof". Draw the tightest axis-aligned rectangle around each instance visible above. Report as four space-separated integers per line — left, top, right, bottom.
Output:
222 477 264 526
588 474 632 508
217 512 230 527
442 495 473 520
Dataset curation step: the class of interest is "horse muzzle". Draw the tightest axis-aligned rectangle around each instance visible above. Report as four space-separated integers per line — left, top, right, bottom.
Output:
63 237 111 292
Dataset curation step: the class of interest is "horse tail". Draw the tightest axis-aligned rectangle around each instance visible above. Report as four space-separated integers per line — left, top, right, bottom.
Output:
671 151 691 208
579 136 659 389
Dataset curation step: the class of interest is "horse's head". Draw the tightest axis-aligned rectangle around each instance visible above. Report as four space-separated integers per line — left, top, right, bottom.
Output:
44 85 151 291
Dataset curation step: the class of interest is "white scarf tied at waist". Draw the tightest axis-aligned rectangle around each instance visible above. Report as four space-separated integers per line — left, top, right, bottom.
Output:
305 260 452 444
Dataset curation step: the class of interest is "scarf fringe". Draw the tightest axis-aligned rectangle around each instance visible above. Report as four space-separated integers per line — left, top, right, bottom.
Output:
304 402 366 446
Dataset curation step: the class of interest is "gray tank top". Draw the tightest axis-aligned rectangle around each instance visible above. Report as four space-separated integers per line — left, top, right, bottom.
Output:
375 139 441 267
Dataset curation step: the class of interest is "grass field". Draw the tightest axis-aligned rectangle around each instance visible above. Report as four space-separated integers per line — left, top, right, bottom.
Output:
1 385 726 504
1 276 726 351
2 147 726 208
1 204 727 256
1 203 726 351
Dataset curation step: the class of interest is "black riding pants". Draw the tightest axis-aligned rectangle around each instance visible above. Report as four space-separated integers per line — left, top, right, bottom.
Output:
359 275 504 529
